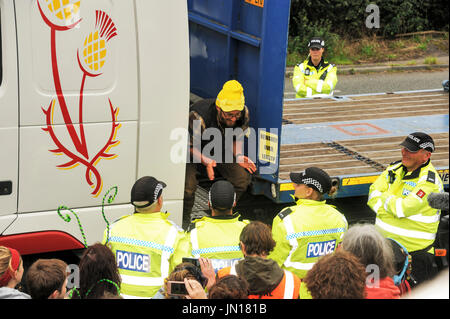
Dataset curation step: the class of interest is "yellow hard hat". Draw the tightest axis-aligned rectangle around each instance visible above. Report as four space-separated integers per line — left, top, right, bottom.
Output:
216 80 245 112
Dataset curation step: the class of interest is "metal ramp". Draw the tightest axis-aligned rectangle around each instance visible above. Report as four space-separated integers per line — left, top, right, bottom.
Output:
275 90 449 201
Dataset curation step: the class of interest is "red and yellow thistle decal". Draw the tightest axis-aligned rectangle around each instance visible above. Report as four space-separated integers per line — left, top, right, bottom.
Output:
38 0 120 197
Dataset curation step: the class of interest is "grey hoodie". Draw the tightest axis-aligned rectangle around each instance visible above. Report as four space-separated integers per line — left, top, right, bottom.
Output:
0 287 31 299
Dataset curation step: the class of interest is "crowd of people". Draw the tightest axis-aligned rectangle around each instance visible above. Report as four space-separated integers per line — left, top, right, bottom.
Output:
0 37 448 300
1 158 447 299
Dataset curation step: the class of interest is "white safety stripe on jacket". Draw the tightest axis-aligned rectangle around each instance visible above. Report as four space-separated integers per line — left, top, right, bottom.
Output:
190 228 240 256
230 264 237 275
118 225 178 288
283 270 295 299
281 214 347 271
306 87 313 97
316 80 324 93
376 218 436 240
282 215 315 271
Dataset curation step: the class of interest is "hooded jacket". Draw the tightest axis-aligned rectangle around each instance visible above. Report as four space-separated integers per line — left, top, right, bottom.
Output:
0 287 31 299
218 256 300 299
365 277 401 299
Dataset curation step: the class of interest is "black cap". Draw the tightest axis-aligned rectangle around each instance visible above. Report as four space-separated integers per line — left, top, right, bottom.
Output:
400 132 435 153
290 167 332 194
131 176 166 208
308 37 325 49
209 180 236 210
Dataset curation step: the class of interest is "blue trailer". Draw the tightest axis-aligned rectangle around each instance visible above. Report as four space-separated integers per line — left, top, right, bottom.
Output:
188 0 449 204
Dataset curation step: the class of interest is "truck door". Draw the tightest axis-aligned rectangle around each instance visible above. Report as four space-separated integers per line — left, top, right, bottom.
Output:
0 0 19 232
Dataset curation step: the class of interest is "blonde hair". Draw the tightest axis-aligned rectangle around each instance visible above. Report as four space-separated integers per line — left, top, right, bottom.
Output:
0 246 12 278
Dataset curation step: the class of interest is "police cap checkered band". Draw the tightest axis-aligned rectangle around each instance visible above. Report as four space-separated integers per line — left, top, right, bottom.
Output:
131 176 166 208
308 37 325 49
290 167 332 194
209 180 236 210
400 132 435 153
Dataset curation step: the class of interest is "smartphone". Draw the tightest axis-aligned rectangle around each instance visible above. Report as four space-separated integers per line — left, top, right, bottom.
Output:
167 281 188 296
182 257 201 268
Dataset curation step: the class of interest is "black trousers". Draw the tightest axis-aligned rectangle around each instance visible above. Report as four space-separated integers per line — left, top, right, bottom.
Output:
409 250 439 287
182 163 251 230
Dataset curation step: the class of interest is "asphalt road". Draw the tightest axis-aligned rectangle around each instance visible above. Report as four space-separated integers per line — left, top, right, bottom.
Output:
284 69 449 98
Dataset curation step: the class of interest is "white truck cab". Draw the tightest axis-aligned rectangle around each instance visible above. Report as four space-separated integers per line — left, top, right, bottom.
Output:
0 0 189 254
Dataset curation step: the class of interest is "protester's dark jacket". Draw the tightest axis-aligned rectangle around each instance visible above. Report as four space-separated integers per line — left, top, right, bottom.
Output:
188 99 250 162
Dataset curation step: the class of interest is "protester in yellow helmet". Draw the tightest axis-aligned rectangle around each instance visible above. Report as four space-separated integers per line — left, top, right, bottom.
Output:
269 167 348 298
183 80 256 229
292 37 338 98
103 176 186 298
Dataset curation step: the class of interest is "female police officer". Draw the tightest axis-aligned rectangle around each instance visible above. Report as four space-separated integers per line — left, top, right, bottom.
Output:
269 167 348 298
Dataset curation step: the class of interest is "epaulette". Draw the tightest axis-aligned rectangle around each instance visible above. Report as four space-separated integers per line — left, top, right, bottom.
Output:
389 159 402 166
186 221 196 232
277 207 294 220
426 171 436 184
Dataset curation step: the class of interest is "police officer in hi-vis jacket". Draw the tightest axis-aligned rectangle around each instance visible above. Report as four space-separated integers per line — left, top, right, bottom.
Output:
103 176 186 299
368 132 444 286
269 167 348 298
292 37 338 98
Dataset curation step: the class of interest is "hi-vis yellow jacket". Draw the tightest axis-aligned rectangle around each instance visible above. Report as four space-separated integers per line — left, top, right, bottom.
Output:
269 199 348 279
103 212 186 299
292 57 338 98
368 160 443 253
180 214 248 273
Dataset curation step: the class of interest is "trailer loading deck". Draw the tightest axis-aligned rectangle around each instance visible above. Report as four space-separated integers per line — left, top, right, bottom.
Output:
270 89 449 202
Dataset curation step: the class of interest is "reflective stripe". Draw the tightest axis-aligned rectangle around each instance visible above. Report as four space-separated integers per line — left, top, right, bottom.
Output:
286 227 346 240
407 213 440 224
283 260 315 271
384 195 394 212
369 190 382 201
327 80 334 91
190 228 200 258
306 87 313 97
396 198 405 218
373 199 382 215
316 80 324 93
376 218 436 240
190 227 240 256
230 264 237 276
109 236 174 253
120 274 164 287
282 215 299 271
120 293 152 299
295 83 301 92
283 271 295 299
192 245 240 255
161 226 178 280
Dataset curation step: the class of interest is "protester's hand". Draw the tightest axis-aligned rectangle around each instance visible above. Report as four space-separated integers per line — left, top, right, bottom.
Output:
202 157 217 180
184 278 207 299
237 155 256 174
199 257 216 290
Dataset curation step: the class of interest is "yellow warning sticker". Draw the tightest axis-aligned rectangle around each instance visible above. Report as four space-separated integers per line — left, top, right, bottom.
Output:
280 183 294 191
342 175 379 186
245 0 264 8
438 169 449 184
259 130 278 164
